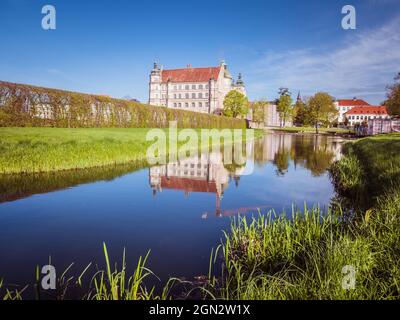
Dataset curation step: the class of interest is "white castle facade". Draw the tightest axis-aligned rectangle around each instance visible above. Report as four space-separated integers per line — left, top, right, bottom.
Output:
148 61 246 114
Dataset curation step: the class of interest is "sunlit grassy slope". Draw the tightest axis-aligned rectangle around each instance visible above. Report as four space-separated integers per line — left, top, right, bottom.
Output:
0 127 262 174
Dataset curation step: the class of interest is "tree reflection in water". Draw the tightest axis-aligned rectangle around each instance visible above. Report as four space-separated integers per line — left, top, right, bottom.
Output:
0 133 344 204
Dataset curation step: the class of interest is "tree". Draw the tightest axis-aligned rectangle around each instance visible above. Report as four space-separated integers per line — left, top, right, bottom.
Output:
384 72 400 116
293 99 309 126
223 90 249 118
251 100 268 124
307 92 338 134
275 88 293 127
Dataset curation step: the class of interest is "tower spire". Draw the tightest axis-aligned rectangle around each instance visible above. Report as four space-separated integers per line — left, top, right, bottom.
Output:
297 91 302 102
236 73 244 86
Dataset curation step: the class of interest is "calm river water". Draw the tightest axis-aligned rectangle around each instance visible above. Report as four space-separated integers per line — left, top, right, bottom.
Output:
0 133 344 293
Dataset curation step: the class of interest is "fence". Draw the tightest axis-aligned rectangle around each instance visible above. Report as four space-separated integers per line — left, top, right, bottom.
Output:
367 119 400 135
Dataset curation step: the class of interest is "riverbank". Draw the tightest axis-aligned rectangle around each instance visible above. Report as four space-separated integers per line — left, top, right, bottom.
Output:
0 127 263 174
330 133 400 211
206 133 399 300
271 126 354 136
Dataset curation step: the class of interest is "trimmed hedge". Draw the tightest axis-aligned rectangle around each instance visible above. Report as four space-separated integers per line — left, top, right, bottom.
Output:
0 81 246 129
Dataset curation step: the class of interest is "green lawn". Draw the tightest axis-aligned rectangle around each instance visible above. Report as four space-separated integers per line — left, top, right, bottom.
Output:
0 127 262 174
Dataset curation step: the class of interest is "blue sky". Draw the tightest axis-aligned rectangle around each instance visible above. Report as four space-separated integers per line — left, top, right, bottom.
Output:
0 0 399 104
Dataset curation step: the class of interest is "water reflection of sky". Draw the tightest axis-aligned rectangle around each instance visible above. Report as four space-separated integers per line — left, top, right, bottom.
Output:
0 133 344 294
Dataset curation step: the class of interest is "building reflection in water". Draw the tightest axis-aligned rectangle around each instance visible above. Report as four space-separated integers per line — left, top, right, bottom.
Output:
149 134 345 219
149 149 250 218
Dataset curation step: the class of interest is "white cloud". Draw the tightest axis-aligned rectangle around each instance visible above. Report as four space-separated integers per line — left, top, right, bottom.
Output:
246 17 400 104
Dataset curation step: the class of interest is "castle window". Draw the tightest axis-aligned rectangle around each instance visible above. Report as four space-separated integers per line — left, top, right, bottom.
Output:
192 102 195 108
178 103 182 107
178 94 182 99
185 103 189 108
173 103 177 107
199 102 202 108
205 84 209 89
199 84 203 89
185 85 189 90
192 93 196 99
174 94 177 99
185 93 189 99
192 84 196 89
198 93 202 99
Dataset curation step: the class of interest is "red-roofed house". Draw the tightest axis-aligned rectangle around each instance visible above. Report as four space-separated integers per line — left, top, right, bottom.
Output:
334 97 370 123
344 106 389 126
148 61 246 114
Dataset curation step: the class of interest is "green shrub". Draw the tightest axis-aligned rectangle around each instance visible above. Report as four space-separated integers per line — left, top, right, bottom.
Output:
0 81 246 129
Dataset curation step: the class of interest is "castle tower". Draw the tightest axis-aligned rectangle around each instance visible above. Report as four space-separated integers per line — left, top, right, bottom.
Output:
148 62 161 105
234 73 246 96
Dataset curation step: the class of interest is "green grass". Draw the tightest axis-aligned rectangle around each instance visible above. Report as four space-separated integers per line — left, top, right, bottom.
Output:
272 126 353 134
0 127 263 174
330 133 400 211
1 243 175 300
202 199 399 300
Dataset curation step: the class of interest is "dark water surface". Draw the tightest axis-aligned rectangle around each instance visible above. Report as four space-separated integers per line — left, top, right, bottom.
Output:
0 133 344 291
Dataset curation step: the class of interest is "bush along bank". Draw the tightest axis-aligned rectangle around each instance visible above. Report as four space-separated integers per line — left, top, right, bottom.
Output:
0 81 246 129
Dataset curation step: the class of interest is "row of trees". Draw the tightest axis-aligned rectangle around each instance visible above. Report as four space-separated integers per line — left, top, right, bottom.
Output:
222 71 400 130
222 88 338 133
276 89 338 133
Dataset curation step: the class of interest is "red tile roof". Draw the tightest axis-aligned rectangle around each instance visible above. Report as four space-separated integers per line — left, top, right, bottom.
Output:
161 66 221 83
345 106 388 115
161 176 217 193
337 99 370 106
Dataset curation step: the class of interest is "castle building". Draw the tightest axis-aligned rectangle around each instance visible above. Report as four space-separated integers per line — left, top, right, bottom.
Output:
148 61 246 114
334 98 370 123
345 106 389 126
